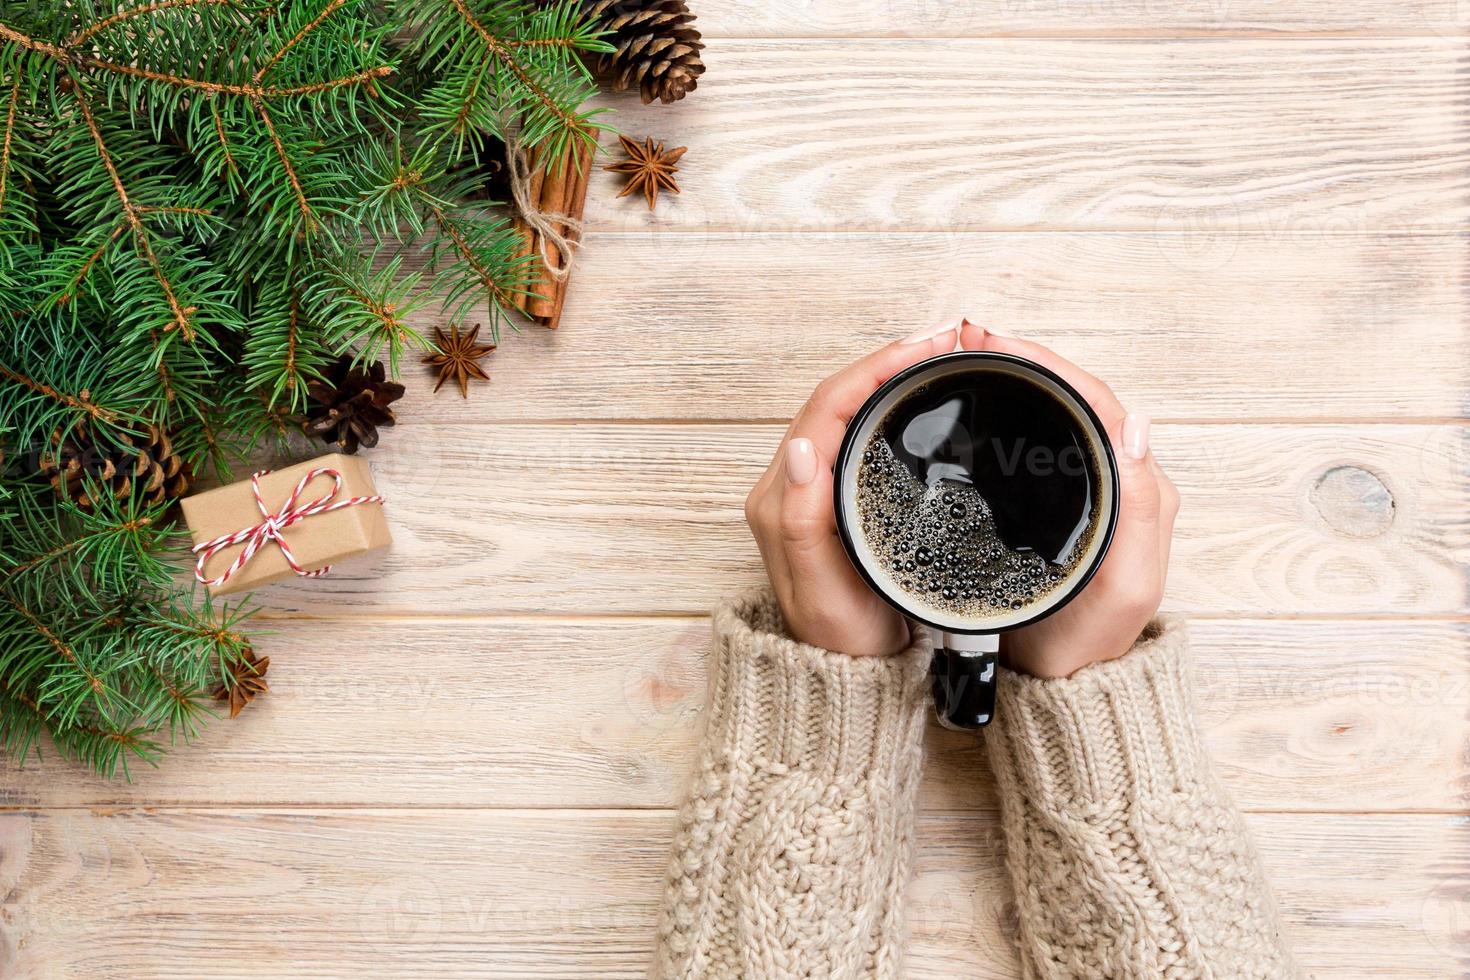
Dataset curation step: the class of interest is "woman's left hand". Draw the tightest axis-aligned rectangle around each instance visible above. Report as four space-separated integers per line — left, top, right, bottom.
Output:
744 319 973 658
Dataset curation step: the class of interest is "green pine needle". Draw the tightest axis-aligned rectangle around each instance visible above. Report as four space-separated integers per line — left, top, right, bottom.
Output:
0 0 606 776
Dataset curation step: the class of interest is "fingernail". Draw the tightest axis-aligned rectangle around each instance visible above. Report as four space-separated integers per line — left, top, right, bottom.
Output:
901 317 962 344
785 438 818 485
983 325 1018 338
1122 412 1150 460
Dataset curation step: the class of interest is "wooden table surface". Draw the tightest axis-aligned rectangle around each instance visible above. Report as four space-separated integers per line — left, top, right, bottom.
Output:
4 4 1469 977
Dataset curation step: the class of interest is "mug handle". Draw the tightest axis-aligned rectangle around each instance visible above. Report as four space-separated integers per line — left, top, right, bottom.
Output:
930 630 999 729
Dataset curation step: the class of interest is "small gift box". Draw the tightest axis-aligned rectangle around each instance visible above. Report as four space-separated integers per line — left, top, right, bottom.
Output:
182 453 391 596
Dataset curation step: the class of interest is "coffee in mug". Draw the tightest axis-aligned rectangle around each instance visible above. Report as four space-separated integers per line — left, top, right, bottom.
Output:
834 351 1119 728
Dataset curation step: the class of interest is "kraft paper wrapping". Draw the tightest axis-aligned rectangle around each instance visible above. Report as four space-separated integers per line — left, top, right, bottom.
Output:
181 453 391 596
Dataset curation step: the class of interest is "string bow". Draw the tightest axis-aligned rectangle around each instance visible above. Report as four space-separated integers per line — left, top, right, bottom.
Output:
193 467 384 588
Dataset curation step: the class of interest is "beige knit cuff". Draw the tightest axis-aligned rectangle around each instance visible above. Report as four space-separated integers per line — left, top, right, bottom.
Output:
987 618 1210 808
707 591 933 784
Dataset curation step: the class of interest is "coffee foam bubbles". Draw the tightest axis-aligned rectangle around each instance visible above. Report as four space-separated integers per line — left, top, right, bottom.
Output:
856 436 1076 622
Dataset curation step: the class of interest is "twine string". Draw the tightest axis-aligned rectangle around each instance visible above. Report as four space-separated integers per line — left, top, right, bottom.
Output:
507 134 583 282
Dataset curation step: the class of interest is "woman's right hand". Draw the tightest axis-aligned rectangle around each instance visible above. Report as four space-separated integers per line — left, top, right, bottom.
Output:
974 328 1181 679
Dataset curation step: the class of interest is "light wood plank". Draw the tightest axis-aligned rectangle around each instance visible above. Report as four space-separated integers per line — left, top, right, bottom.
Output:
231 422 1467 616
699 1 1470 38
401 232 1468 422
0 21 1460 980
0 810 1460 978
0 620 1463 812
580 40 1470 233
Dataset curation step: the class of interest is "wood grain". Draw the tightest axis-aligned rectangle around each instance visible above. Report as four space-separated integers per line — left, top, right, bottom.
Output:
699 1 1470 38
399 232 1468 423
234 422 1468 616
0 809 1461 978
0 619 1462 812
581 41 1470 233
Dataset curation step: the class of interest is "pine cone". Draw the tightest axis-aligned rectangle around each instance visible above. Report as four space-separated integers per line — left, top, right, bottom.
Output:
583 0 705 105
37 417 191 508
303 355 405 454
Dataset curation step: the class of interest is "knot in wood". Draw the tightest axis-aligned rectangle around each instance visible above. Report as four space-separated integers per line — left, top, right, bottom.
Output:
1309 465 1394 537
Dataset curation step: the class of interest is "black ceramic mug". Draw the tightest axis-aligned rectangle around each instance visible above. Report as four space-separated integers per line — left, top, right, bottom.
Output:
833 351 1119 729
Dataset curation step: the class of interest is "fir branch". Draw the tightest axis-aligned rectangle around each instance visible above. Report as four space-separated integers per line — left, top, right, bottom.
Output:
59 55 393 99
0 678 42 717
0 22 67 61
430 204 521 310
396 0 605 162
251 95 317 232
0 75 20 215
145 663 192 712
138 593 257 686
0 0 609 778
59 223 120 308
446 0 582 136
264 67 396 99
136 205 213 218
0 15 394 100
66 0 238 49
209 100 239 180
254 0 351 82
154 618 251 651
0 488 172 597
0 363 123 424
0 672 153 776
452 58 493 141
1 515 153 581
2 589 108 699
70 82 198 338
62 223 128 304
0 674 47 763
243 278 330 408
284 290 302 396
342 283 410 346
505 37 582 50
306 250 427 371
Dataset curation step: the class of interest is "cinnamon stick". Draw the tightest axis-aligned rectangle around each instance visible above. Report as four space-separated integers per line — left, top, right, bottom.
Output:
526 141 546 207
509 222 535 315
520 143 547 315
544 135 595 329
525 147 572 322
510 130 598 329
506 143 543 316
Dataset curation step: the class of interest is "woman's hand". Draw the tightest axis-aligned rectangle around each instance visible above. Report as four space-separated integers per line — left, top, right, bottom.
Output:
976 329 1180 679
745 321 1177 671
744 320 970 657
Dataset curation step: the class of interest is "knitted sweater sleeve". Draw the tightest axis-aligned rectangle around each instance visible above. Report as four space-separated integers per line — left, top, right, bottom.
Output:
984 619 1302 979
650 591 933 980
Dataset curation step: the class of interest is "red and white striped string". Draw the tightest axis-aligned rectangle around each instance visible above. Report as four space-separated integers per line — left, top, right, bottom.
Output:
192 467 384 588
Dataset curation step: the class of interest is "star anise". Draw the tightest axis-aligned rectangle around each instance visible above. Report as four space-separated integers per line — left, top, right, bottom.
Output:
423 324 496 398
604 134 685 211
213 650 270 719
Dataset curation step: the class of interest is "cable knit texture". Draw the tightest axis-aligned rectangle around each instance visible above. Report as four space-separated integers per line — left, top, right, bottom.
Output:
650 591 933 980
652 598 1299 979
985 618 1302 979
